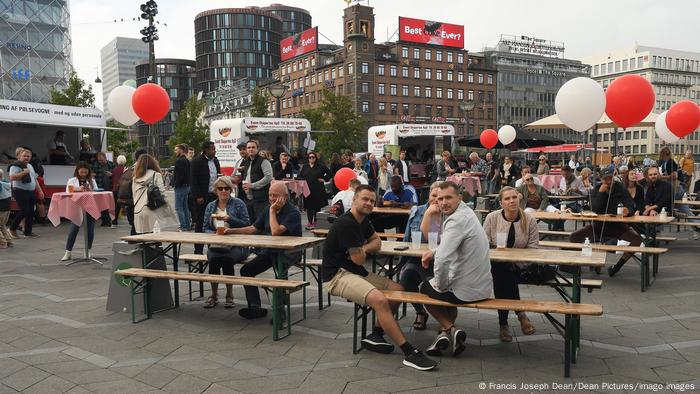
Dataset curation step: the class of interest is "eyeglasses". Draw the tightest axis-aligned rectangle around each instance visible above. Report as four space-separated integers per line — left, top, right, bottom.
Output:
539 159 545 161
308 156 317 159
216 187 231 191
524 178 533 182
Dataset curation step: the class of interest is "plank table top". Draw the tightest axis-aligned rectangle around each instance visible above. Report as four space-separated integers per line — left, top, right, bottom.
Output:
115 268 308 290
372 207 412 215
675 200 700 207
121 231 324 250
527 211 675 224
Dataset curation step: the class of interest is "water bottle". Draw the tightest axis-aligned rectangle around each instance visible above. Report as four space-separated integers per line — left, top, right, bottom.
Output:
616 203 624 217
659 207 667 220
582 237 592 257
682 193 688 203
153 220 161 234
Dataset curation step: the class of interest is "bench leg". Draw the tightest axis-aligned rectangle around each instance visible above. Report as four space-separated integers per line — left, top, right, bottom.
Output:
198 263 205 298
353 303 370 354
272 288 282 341
641 253 649 292
564 314 572 378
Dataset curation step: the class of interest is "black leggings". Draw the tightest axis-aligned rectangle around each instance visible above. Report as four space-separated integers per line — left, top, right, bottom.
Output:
491 262 521 326
399 259 432 314
307 208 318 224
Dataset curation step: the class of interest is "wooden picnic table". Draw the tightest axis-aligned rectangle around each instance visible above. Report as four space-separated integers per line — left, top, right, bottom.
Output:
675 200 700 207
121 231 324 340
526 211 675 225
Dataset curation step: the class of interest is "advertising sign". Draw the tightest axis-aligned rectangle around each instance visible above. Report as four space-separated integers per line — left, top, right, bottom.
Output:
396 123 455 137
280 26 318 61
398 17 464 48
209 119 243 172
367 125 397 157
498 35 565 58
242 117 311 133
0 99 105 128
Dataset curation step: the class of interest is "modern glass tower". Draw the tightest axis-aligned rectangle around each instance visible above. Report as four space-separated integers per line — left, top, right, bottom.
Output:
0 0 73 103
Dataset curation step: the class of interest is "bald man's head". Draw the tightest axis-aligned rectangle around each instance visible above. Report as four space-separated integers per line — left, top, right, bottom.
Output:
268 182 289 205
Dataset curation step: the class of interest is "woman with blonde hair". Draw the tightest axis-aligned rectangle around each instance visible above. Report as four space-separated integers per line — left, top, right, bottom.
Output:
482 186 539 342
132 154 176 233
536 155 550 175
377 157 391 194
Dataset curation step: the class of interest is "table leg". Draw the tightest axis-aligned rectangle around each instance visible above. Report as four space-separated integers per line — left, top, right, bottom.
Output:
172 243 180 308
65 210 107 266
571 266 581 363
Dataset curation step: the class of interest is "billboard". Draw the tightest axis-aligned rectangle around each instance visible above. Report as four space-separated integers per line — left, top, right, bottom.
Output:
280 26 318 61
398 17 464 48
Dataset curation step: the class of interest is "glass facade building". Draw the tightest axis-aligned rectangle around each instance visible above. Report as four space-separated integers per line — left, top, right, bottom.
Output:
0 0 73 103
136 58 196 159
261 4 311 38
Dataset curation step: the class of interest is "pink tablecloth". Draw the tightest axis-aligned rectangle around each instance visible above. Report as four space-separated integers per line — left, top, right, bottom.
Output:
446 175 482 195
48 192 115 226
537 175 564 191
272 179 311 198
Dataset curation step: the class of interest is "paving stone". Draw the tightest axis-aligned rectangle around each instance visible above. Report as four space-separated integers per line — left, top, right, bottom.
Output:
22 375 75 394
57 368 126 385
218 372 309 393
1 366 50 392
132 364 181 388
82 378 159 394
161 373 211 393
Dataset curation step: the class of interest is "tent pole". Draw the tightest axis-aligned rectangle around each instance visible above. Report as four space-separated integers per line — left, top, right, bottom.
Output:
592 125 598 167
613 127 619 156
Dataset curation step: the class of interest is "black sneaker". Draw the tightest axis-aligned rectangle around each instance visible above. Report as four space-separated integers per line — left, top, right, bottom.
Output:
403 349 437 371
239 307 268 319
425 331 450 357
361 332 394 354
450 327 467 357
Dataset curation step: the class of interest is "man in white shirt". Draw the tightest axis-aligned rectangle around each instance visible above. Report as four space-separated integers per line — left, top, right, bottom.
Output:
514 165 542 188
331 178 360 213
395 150 411 184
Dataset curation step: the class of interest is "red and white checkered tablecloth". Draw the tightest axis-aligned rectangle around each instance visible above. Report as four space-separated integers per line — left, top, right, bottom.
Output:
537 174 564 191
446 175 482 195
272 179 311 198
48 192 115 226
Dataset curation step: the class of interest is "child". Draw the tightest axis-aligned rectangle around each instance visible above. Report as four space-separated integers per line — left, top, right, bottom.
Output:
0 169 12 248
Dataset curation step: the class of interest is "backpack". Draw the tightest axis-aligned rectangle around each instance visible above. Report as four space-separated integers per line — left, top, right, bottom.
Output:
134 172 167 213
117 166 135 205
328 199 344 223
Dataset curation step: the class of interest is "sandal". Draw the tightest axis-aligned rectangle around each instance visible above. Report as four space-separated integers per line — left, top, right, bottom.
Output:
224 297 234 309
518 313 536 335
203 296 218 309
499 325 513 342
413 312 429 331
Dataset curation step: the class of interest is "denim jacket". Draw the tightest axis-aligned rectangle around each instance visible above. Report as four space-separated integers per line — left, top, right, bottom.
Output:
203 197 250 232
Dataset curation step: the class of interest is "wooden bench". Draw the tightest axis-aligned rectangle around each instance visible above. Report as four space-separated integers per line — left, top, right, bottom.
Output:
539 240 668 291
352 290 602 378
539 230 572 239
115 268 308 340
180 254 209 301
294 258 331 310
311 228 404 240
543 277 603 294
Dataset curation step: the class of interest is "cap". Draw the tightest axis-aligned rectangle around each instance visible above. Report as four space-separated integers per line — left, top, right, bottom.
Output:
600 167 614 178
236 137 249 149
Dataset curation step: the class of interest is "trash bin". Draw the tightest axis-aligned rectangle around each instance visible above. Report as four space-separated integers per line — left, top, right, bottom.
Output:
106 241 174 315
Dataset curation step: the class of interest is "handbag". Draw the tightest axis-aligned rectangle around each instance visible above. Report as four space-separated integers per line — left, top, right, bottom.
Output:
518 264 557 285
146 172 167 210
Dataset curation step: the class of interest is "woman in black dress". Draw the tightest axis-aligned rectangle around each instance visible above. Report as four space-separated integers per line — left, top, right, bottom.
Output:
299 151 330 229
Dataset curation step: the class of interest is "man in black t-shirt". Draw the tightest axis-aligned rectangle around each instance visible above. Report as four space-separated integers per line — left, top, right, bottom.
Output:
322 185 437 371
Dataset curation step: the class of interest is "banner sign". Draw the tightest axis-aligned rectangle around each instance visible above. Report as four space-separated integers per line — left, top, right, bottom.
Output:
0 99 105 128
498 35 565 58
399 17 464 48
280 26 318 61
396 123 455 137
242 117 310 133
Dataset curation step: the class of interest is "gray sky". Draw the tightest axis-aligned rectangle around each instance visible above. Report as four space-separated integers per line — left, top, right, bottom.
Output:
69 0 698 109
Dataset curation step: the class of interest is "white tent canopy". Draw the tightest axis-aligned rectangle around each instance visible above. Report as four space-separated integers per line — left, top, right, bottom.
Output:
525 112 658 130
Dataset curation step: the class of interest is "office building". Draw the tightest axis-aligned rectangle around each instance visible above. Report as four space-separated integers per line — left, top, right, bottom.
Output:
100 37 149 120
261 4 312 38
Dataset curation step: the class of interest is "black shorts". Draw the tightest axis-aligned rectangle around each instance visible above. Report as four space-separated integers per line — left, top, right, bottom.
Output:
419 281 478 304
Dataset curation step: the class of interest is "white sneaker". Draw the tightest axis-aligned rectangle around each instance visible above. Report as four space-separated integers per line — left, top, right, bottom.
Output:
691 232 700 240
61 251 72 261
87 250 92 258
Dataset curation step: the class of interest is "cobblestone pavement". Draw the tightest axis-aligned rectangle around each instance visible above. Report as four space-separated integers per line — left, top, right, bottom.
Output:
0 221 699 393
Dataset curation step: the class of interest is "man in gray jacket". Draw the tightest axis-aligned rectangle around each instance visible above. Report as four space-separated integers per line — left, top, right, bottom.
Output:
419 181 493 357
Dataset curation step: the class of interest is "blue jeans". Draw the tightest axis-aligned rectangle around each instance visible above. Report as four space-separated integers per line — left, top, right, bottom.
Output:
66 215 95 251
174 186 191 230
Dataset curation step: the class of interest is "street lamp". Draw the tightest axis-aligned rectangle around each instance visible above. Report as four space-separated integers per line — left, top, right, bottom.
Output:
139 0 158 155
459 99 476 136
267 84 288 118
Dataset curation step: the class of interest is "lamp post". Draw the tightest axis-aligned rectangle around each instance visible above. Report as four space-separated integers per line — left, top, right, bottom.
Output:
459 99 476 136
267 84 288 118
140 0 158 154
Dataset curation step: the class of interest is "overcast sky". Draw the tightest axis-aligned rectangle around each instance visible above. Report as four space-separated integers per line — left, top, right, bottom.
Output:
69 0 698 109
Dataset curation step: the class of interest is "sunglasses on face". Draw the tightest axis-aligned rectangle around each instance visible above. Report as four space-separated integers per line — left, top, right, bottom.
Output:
308 156 316 159
217 187 231 191
524 178 533 182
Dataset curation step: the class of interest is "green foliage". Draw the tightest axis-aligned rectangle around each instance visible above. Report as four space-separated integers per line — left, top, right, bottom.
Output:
105 120 139 165
300 89 365 159
168 95 208 157
49 72 95 108
250 87 269 117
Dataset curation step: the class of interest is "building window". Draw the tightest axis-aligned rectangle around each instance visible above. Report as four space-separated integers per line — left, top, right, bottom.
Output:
457 89 464 100
633 130 639 139
361 82 369 93
348 63 354 74
414 86 420 97
362 101 369 113
402 47 408 58
641 130 647 138
447 52 453 63
594 65 599 75
436 69 442 80
378 83 385 95
614 61 620 72
468 90 474 100
414 68 420 78
425 68 432 79
436 106 443 116
425 87 432 98
331 68 336 79
436 88 443 99
447 70 453 81
413 48 420 59
425 49 431 60
447 88 453 99
447 106 454 117
629 58 635 69
425 105 432 116
292 63 297 72
378 102 385 113
361 62 369 74
378 64 385 76
390 84 397 96
468 72 474 83
487 74 493 84
478 73 484 83
436 51 442 62
311 73 316 84
402 85 409 96
324 70 329 81
622 59 628 71
402 104 409 115
391 103 397 115
457 71 464 82
487 91 493 103
457 53 464 63
390 65 397 76
414 104 421 116
339 66 344 77
487 108 493 120
401 66 409 78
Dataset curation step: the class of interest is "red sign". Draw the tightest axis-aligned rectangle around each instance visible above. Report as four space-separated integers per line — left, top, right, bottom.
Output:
280 27 318 61
398 17 464 48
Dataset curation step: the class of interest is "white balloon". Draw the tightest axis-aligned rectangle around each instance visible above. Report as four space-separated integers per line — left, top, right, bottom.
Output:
655 111 680 143
555 77 606 132
107 86 139 126
356 175 368 185
498 125 516 145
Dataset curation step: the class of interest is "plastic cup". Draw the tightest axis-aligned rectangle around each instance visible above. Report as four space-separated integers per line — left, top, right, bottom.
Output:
496 232 508 249
411 231 422 250
560 203 566 212
428 232 439 250
216 226 226 235
67 184 74 193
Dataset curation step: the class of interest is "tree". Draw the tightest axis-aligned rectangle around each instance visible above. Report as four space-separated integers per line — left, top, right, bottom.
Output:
106 120 140 165
300 89 365 159
49 72 95 108
168 95 208 157
250 87 269 117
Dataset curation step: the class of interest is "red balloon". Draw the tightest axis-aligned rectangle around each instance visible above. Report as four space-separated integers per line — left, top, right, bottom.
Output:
605 74 655 128
666 100 700 137
132 83 170 124
480 129 498 149
333 167 357 191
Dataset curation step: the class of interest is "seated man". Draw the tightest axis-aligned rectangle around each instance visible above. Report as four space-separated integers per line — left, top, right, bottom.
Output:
331 178 361 214
225 182 302 319
322 185 437 371
514 165 542 188
419 181 493 357
642 165 672 216
569 167 641 277
373 175 415 233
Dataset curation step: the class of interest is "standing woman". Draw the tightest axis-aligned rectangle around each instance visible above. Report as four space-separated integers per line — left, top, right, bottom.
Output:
8 148 42 238
482 186 539 342
132 154 176 234
436 151 456 181
536 155 550 175
111 155 127 228
61 163 99 261
298 151 330 230
499 156 519 188
377 157 392 195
